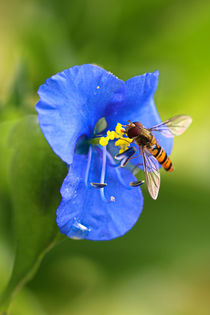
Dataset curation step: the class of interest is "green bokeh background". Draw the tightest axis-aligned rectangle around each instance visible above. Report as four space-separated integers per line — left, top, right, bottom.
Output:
0 0 210 314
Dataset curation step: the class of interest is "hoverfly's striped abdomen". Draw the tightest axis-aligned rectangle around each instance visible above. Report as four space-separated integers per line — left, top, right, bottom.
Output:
149 142 173 172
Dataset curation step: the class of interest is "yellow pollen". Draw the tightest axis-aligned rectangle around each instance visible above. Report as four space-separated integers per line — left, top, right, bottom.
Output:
115 139 126 147
119 147 127 154
98 122 132 154
107 130 116 140
99 136 109 146
115 123 124 136
114 137 132 153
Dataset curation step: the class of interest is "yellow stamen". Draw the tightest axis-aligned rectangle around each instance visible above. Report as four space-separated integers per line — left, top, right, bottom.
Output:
115 123 124 136
99 122 132 155
115 139 128 147
115 137 133 153
119 147 127 154
107 130 117 140
99 137 109 146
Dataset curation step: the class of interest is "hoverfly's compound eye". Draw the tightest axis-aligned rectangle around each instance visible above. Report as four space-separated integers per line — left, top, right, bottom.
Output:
126 121 143 139
133 122 143 129
126 125 141 139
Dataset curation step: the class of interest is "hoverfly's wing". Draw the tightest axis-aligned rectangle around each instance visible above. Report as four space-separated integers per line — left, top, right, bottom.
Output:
149 115 192 138
141 147 160 200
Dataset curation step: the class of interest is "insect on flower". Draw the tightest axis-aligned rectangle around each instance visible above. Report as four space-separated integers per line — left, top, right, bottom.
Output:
36 64 191 240
115 115 192 199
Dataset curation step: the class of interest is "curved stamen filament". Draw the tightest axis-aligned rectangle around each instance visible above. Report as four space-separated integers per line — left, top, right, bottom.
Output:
106 150 131 190
90 147 115 202
85 145 92 187
100 146 107 201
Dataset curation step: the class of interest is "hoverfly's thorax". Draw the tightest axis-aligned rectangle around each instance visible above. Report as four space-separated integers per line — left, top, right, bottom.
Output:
136 135 150 146
150 135 156 146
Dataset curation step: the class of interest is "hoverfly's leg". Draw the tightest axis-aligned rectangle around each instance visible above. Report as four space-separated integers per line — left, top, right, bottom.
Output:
130 146 144 187
130 146 144 182
132 146 143 175
132 163 143 174
118 137 134 144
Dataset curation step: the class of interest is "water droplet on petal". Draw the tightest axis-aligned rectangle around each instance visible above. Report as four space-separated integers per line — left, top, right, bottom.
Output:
70 220 91 240
110 196 115 202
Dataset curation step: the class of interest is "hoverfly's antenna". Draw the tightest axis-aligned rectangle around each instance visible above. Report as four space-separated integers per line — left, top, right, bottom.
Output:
120 124 127 133
127 120 135 127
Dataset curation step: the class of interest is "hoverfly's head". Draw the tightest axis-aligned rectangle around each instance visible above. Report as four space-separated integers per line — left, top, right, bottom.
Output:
126 121 143 139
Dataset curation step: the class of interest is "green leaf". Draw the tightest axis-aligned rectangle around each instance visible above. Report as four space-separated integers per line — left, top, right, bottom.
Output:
6 61 30 109
94 117 107 135
0 121 17 242
0 115 67 312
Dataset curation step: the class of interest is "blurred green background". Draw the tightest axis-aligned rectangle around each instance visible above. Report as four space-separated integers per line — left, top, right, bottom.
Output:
0 0 210 314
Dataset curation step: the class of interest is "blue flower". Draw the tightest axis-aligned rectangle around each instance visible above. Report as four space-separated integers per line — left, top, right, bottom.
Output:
36 64 172 241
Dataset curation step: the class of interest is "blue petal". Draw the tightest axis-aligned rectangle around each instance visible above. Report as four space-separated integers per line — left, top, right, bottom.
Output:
56 150 143 241
36 64 125 164
107 71 173 156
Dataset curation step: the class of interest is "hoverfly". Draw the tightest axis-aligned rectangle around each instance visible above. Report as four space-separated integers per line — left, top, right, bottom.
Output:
118 115 192 199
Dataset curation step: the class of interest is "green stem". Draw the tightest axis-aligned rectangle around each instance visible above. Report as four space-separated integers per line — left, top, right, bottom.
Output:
89 137 101 146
